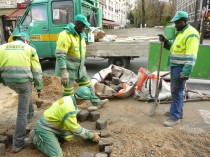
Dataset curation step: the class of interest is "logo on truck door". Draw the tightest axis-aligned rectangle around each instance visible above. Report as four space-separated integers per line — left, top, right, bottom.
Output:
30 35 41 41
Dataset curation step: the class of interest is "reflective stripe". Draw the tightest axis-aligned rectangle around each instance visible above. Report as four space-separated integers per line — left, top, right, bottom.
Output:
170 59 195 65
63 86 74 91
62 90 74 95
71 95 77 111
66 56 81 61
74 126 93 139
33 75 42 79
61 111 77 124
56 49 67 54
66 60 81 66
78 81 91 86
38 115 70 136
2 73 33 78
39 115 60 131
185 34 199 43
170 54 197 59
0 66 31 71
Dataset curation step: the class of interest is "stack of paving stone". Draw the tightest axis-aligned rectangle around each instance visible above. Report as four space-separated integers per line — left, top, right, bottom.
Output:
78 106 113 157
0 129 15 156
77 106 108 130
79 131 114 157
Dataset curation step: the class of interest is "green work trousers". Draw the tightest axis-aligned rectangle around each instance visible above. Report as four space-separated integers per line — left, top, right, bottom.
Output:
33 123 74 157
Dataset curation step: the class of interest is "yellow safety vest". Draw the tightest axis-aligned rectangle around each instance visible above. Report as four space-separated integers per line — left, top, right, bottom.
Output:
170 25 200 76
0 40 42 90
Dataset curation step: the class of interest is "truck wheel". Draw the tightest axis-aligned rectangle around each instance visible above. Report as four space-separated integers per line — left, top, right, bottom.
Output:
108 57 130 69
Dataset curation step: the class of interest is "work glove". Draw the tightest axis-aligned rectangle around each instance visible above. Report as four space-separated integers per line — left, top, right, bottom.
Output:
91 133 100 142
157 34 167 42
180 74 189 80
61 69 69 85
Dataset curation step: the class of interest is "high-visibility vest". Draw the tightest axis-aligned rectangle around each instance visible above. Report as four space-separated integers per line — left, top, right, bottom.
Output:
0 40 42 90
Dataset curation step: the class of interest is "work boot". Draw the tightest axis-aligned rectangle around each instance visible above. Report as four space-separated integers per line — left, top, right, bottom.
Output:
164 111 183 119
27 111 38 123
163 118 180 127
24 128 35 148
12 142 28 153
93 99 109 109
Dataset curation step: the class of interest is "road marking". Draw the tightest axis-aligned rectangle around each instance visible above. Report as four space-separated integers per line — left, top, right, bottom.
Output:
199 109 210 124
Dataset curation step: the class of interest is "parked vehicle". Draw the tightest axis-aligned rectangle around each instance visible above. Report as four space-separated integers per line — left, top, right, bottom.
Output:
8 0 151 68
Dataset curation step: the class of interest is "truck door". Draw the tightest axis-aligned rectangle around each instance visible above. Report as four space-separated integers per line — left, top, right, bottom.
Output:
21 3 50 58
49 0 74 56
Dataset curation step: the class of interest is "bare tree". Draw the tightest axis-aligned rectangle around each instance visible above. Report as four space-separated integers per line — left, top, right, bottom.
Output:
131 0 173 27
141 0 146 27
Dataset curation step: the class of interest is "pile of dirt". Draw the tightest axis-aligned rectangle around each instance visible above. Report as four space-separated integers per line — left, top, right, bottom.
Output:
31 75 91 108
32 75 62 106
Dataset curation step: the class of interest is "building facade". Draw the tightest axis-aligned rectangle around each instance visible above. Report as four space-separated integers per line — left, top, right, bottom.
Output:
0 0 27 43
99 0 133 28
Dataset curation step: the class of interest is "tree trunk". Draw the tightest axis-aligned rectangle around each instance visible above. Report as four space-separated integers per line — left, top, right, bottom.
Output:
141 0 145 27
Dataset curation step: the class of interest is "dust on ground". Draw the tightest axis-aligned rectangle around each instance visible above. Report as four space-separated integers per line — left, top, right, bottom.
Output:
0 75 210 157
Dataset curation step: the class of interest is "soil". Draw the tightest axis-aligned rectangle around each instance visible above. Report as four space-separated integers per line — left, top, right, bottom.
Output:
0 75 210 157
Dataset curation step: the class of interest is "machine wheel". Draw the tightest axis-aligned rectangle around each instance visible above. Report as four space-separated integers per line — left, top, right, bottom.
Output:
108 57 130 69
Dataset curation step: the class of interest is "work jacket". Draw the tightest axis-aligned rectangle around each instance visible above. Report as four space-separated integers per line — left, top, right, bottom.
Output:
0 40 43 91
164 24 200 77
55 23 87 79
37 95 93 141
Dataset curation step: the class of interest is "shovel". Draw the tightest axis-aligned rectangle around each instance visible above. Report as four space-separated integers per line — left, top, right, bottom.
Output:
148 41 163 116
36 92 43 108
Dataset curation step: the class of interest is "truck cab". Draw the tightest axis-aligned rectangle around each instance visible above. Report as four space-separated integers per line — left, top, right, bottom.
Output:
9 0 101 60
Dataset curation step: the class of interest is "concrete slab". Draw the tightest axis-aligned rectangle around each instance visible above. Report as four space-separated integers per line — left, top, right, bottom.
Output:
199 110 210 124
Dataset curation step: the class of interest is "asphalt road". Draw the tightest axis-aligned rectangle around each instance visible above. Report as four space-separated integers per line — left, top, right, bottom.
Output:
42 56 148 78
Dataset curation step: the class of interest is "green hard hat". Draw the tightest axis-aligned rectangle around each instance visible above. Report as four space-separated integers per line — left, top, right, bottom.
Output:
12 32 30 41
74 14 90 27
170 11 188 22
75 86 91 100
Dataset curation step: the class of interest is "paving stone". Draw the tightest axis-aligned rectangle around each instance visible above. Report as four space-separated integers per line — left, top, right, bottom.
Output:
77 110 89 122
79 152 95 157
0 143 6 156
0 135 9 148
5 129 15 142
96 118 107 130
104 146 112 155
87 106 97 112
99 138 114 152
100 130 110 138
89 111 100 122
95 153 108 157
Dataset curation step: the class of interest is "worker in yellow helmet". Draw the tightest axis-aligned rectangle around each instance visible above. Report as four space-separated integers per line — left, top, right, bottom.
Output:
28 86 100 157
55 14 108 109
159 11 200 127
0 32 43 153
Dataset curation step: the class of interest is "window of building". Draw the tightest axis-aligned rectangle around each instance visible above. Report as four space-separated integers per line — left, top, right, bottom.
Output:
52 0 73 25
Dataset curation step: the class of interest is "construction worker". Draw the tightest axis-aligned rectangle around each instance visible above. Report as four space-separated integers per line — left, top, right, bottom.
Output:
55 14 108 108
0 32 43 152
159 11 200 127
29 86 100 157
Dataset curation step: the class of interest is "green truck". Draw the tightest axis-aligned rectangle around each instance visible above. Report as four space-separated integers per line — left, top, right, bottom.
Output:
9 0 102 59
9 0 150 68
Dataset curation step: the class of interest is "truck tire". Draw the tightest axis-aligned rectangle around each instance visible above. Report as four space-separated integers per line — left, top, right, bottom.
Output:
108 57 130 69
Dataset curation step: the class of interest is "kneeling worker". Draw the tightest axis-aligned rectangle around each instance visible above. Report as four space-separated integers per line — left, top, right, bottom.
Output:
29 86 100 157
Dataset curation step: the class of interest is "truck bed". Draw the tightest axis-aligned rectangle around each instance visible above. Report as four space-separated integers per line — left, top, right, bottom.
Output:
86 40 151 58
